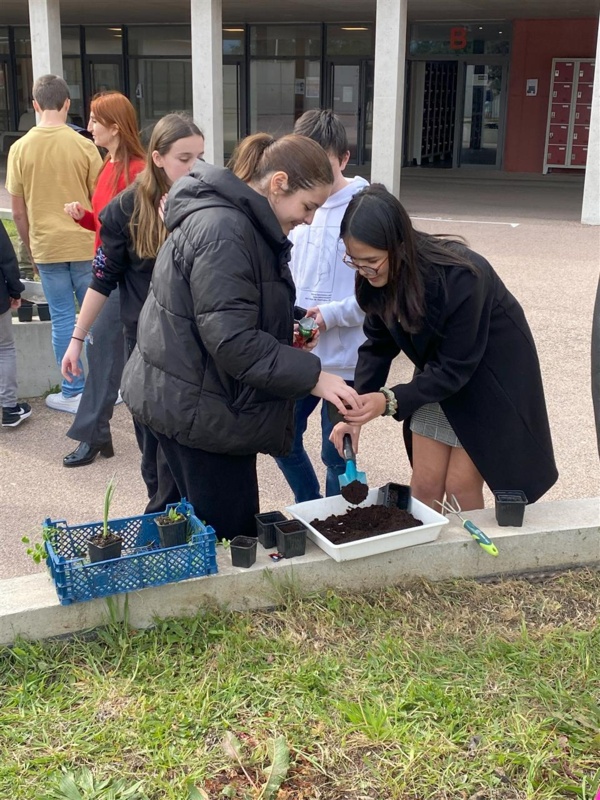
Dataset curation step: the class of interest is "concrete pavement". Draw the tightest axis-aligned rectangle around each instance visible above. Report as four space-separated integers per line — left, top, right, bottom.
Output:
1 167 598 584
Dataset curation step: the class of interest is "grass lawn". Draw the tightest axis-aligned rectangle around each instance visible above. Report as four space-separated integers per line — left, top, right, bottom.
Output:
0 571 598 800
2 217 19 251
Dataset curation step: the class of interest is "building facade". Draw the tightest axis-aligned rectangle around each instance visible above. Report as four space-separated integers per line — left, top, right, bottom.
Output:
0 0 599 218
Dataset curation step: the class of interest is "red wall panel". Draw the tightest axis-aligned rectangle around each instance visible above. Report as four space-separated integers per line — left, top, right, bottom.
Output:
504 19 598 172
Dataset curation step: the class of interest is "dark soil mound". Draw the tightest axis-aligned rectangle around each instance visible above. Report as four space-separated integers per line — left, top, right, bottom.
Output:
311 504 422 545
340 479 369 505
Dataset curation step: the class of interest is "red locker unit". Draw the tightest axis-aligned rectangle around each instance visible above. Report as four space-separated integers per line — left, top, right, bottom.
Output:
543 58 595 173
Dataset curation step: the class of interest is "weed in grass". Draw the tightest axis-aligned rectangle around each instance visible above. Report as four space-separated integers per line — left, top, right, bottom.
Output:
42 768 148 799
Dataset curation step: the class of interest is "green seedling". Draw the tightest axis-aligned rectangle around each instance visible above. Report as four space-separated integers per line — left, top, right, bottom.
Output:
102 474 117 539
21 525 60 564
166 506 185 522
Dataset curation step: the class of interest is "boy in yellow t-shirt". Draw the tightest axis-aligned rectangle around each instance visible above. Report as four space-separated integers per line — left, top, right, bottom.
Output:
7 74 102 412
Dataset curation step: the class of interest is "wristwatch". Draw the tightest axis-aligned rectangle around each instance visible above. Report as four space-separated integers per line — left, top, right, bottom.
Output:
379 386 398 417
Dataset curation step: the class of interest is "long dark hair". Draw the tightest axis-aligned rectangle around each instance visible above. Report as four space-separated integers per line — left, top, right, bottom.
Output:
340 184 478 332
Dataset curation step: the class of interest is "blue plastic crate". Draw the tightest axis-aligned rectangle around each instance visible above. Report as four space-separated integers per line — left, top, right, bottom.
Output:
44 499 218 605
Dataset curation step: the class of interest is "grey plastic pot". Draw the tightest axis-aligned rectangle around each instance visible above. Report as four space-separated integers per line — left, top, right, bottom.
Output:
493 490 528 527
230 535 258 568
255 511 287 548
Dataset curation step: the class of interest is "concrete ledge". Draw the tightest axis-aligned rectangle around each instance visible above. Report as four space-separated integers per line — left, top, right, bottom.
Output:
1 497 598 645
13 318 62 397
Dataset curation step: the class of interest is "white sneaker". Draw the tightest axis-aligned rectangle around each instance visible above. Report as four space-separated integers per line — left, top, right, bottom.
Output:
45 392 82 414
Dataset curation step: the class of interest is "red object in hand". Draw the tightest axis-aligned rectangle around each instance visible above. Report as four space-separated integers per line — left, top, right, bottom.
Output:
293 316 318 348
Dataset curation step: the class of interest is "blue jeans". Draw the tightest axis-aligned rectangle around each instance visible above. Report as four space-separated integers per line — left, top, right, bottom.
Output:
275 394 347 503
37 261 92 397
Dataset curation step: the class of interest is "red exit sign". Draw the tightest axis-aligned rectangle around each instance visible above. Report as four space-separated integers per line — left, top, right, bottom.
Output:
450 26 468 50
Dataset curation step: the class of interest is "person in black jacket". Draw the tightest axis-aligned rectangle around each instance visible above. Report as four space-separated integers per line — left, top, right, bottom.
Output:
331 184 558 509
0 223 32 427
61 113 205 509
121 133 362 540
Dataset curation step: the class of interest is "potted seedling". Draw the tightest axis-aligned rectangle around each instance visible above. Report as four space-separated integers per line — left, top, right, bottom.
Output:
87 475 123 562
154 504 189 548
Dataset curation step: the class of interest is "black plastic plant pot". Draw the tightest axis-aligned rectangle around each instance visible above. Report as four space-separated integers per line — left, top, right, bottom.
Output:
17 305 33 322
36 303 51 321
377 482 411 510
155 518 188 549
230 535 258 568
255 511 287 549
274 520 307 558
88 535 123 563
493 490 528 527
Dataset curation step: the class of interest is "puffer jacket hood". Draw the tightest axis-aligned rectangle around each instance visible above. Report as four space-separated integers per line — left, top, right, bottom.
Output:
165 162 291 259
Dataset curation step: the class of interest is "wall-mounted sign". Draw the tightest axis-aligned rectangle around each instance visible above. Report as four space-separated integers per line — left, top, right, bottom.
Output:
449 26 468 50
526 78 538 96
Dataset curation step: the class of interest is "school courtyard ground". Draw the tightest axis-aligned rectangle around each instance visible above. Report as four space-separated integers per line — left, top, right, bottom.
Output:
0 165 598 582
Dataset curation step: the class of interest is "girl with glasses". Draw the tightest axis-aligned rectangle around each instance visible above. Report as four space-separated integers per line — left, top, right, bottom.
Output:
331 184 557 511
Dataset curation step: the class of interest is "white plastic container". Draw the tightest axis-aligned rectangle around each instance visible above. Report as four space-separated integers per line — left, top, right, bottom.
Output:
286 488 448 562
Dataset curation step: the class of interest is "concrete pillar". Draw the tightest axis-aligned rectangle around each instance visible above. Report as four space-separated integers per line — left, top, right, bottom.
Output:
581 13 600 225
370 0 408 198
191 0 224 166
28 0 63 80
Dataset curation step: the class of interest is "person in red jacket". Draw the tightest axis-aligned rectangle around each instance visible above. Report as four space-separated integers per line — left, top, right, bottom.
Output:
61 91 145 466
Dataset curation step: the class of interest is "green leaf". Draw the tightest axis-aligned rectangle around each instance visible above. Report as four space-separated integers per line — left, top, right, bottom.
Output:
258 736 290 800
188 787 210 800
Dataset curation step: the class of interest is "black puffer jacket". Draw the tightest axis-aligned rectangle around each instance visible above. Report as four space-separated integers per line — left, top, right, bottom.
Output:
121 162 321 456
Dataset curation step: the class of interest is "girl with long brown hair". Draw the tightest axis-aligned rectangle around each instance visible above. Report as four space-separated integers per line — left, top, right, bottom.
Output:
62 113 205 509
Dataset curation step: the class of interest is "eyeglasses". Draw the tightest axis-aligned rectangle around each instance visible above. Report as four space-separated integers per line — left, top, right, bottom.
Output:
342 253 388 278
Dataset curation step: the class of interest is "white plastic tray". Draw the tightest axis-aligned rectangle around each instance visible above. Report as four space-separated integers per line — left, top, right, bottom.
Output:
286 488 448 562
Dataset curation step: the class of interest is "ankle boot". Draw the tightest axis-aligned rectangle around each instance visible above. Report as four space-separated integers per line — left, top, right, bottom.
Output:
63 440 115 468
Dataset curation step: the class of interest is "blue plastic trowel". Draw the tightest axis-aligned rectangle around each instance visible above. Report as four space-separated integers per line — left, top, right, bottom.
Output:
339 434 369 504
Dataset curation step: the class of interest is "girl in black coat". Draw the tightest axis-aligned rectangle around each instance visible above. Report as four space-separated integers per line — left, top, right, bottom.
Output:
122 133 362 539
331 184 558 510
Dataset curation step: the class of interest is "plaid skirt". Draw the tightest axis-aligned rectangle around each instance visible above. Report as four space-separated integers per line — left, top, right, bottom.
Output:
410 402 463 448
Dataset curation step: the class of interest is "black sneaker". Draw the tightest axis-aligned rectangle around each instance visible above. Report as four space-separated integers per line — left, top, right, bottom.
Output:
2 402 32 427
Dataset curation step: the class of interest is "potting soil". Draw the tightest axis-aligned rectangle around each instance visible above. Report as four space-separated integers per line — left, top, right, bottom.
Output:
340 479 369 505
310 504 422 545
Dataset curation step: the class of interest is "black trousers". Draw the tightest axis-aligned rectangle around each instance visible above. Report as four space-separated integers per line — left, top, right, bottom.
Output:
133 417 180 514
124 337 179 514
155 431 259 541
67 289 124 445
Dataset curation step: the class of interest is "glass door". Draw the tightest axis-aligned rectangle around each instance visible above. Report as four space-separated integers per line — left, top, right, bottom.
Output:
458 62 505 167
326 59 374 165
87 58 123 96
